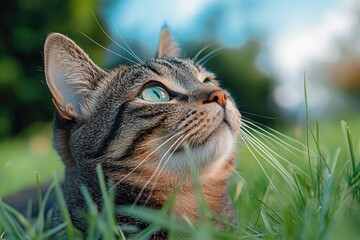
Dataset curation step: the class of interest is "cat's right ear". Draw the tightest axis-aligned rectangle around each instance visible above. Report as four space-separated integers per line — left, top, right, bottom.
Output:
44 33 106 120
156 27 180 58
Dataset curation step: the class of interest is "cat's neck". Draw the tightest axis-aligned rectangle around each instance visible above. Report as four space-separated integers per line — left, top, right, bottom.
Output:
172 156 236 221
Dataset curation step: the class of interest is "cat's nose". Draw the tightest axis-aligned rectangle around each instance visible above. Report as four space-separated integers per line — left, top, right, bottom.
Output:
206 90 228 106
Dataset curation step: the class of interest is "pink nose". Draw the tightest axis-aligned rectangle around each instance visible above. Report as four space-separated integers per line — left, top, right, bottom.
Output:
207 90 228 106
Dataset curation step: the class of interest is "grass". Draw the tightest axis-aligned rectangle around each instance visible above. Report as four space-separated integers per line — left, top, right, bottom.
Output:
0 123 63 197
0 113 359 239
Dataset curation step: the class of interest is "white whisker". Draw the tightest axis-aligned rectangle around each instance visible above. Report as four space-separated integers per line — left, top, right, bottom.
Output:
240 131 296 188
197 46 227 65
241 123 305 174
192 42 217 63
143 132 179 146
133 133 186 206
79 31 138 64
109 18 144 64
242 118 314 156
145 130 195 203
239 131 279 193
108 130 185 192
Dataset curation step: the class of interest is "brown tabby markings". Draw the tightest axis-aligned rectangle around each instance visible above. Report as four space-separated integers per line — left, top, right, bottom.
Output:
44 28 241 236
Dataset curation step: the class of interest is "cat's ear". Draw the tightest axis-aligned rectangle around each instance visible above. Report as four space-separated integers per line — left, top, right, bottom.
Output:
44 33 106 120
156 27 180 58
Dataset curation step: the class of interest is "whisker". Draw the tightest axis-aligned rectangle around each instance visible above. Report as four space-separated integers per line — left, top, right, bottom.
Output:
242 118 313 155
90 11 142 64
241 111 277 120
142 132 179 146
79 31 138 64
197 46 227 65
241 130 294 178
108 130 185 192
109 18 144 64
241 123 306 166
242 120 313 158
133 133 186 206
145 130 194 204
239 132 279 193
240 131 296 187
192 42 217 63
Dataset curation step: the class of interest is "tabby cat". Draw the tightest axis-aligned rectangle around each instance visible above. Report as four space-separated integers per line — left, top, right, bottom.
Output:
44 28 241 238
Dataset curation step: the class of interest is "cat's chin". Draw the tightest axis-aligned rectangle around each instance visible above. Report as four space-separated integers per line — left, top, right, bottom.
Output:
161 123 235 174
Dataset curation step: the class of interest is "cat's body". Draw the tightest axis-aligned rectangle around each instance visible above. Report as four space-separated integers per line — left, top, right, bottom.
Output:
44 28 241 238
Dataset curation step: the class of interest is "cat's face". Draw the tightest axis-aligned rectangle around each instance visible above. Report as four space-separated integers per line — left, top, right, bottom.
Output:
44 29 241 180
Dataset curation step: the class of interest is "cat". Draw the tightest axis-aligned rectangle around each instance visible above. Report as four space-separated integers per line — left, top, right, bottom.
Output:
44 27 241 238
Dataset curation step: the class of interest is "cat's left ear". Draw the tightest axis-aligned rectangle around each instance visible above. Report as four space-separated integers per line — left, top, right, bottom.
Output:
44 33 106 120
156 27 180 58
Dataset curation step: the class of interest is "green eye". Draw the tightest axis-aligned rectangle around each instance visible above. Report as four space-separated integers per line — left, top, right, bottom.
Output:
139 85 170 102
204 79 215 86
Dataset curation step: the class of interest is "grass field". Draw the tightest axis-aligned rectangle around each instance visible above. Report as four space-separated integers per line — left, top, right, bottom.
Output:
0 112 359 239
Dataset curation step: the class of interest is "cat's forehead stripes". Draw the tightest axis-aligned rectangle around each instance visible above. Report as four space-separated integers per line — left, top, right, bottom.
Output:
149 58 216 85
110 58 211 95
141 58 212 92
115 57 215 89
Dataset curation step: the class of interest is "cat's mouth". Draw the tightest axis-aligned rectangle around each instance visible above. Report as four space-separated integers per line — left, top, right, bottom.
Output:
222 113 232 130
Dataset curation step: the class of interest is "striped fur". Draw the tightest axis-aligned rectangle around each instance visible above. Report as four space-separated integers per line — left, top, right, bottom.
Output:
44 28 241 238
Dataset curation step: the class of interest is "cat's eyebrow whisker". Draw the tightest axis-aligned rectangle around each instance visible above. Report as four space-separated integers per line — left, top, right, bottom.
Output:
108 130 185 192
109 18 144 64
240 130 296 188
197 46 228 66
91 11 143 64
192 42 218 63
79 31 138 65
133 133 187 206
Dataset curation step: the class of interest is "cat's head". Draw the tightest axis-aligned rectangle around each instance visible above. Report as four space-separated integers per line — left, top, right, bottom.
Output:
44 28 241 179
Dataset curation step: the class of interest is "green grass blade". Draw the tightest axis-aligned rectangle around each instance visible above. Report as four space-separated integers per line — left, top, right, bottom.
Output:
0 199 23 239
80 185 99 240
342 121 356 173
43 222 67 238
96 164 125 239
304 78 314 186
53 175 75 238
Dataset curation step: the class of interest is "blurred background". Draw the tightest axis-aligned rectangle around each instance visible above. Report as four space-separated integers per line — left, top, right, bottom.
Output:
0 0 359 197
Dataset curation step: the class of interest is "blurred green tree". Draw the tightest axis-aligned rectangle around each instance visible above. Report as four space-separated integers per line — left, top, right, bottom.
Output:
0 0 105 138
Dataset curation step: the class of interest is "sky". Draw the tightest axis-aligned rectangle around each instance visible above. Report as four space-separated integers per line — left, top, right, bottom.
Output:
102 0 359 114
